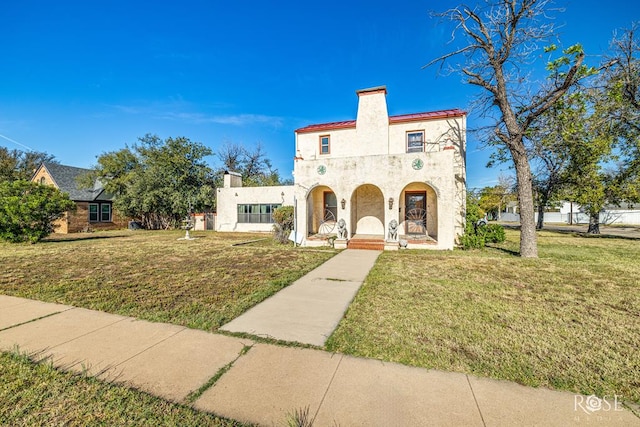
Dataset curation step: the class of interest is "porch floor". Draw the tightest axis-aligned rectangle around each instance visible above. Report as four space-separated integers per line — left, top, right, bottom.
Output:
350 234 384 240
400 234 437 244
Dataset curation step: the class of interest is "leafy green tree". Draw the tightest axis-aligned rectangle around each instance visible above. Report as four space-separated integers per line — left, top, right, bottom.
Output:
560 26 640 234
87 134 216 229
0 148 56 183
0 180 75 243
527 92 585 229
478 177 516 220
428 0 594 257
558 92 613 234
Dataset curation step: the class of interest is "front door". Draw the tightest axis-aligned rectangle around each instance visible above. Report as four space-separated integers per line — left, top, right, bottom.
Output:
324 191 338 223
405 192 427 235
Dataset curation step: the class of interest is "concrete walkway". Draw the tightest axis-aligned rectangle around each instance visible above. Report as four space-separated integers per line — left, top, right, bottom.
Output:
220 249 381 346
1 295 639 426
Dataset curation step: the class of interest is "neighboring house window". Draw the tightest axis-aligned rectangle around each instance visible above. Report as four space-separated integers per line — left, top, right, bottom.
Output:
39 177 46 184
101 204 112 222
89 203 112 222
237 204 282 223
89 204 99 222
319 135 330 155
407 131 425 153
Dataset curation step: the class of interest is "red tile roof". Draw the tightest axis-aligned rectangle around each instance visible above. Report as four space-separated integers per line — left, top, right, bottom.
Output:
295 108 466 133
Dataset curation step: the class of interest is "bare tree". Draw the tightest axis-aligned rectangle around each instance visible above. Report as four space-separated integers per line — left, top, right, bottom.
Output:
216 141 245 172
215 141 284 187
427 0 590 257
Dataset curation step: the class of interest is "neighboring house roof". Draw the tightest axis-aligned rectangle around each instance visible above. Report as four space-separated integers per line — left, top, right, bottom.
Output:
37 162 114 202
295 108 466 134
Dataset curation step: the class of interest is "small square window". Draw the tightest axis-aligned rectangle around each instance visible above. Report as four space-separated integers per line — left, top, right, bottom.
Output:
407 131 424 153
320 135 330 155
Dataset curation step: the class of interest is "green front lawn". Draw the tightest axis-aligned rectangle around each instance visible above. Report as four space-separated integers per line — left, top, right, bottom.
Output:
326 229 640 405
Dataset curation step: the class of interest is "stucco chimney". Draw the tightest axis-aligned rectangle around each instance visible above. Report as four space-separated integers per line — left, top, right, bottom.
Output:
356 86 389 152
223 171 243 188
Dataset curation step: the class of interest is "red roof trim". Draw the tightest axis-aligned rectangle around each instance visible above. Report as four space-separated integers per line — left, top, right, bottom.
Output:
295 108 466 134
389 109 466 124
295 120 356 133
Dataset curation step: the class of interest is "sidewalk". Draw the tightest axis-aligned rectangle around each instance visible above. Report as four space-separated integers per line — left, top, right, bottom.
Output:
220 249 381 346
1 294 638 426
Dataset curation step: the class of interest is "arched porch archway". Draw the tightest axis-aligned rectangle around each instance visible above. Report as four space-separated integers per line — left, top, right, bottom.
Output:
400 182 438 240
306 185 338 236
350 184 384 236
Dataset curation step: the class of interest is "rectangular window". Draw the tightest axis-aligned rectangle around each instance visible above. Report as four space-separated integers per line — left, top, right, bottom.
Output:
89 203 112 222
89 204 99 222
319 135 330 155
407 131 425 153
101 204 112 222
237 204 282 223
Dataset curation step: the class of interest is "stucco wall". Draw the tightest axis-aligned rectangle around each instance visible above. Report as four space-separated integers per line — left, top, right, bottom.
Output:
293 150 457 249
216 185 295 232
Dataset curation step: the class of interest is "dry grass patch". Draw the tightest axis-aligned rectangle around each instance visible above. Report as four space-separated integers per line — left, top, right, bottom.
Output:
326 229 640 405
0 351 243 426
0 230 335 331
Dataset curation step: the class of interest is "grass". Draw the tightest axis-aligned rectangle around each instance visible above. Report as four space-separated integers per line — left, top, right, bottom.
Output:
3 227 639 419
0 230 335 331
0 350 244 426
326 229 640 405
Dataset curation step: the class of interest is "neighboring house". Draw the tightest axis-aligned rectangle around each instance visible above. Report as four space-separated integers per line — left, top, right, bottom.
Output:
31 162 129 233
500 201 640 225
216 86 467 250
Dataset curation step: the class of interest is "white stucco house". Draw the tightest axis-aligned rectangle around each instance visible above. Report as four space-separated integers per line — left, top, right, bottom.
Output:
216 86 467 250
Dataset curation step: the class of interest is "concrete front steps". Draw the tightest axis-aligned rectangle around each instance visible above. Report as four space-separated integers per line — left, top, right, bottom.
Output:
347 236 385 250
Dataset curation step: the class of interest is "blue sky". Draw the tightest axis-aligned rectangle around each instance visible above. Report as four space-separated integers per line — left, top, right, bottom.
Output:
1 0 637 189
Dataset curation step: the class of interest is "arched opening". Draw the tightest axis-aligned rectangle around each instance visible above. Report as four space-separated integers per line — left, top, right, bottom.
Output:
350 184 384 236
400 182 438 241
306 185 338 237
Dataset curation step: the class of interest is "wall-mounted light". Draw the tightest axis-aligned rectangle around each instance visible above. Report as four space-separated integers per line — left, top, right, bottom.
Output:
388 197 394 210
341 198 346 209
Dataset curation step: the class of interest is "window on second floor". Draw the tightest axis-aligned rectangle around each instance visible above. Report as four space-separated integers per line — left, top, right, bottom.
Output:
407 131 425 153
319 135 330 155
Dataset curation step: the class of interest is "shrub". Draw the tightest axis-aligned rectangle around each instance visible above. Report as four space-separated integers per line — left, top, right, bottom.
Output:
0 180 75 243
272 205 294 244
460 222 507 250
484 223 506 243
459 229 486 249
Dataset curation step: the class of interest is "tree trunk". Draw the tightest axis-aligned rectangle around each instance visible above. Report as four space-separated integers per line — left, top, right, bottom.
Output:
536 203 545 230
514 154 538 257
587 212 600 234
